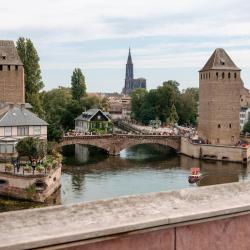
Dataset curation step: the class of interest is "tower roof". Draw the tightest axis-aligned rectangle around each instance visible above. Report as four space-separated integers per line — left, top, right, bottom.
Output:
127 47 133 65
200 48 240 71
0 40 23 66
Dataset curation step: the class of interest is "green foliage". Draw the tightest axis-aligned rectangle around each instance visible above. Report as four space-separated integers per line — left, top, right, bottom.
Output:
130 81 198 126
16 37 44 116
167 104 179 125
42 86 109 140
25 184 36 198
243 122 250 133
178 88 198 125
71 68 86 101
16 137 47 162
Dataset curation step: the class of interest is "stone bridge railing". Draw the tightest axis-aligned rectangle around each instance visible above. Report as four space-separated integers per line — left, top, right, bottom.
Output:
56 134 181 155
2 181 250 249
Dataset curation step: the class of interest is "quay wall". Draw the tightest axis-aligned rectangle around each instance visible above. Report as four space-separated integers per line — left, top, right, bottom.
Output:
2 181 250 249
180 137 250 162
0 166 61 202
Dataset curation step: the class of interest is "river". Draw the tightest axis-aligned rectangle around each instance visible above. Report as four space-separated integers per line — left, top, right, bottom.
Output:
0 144 249 212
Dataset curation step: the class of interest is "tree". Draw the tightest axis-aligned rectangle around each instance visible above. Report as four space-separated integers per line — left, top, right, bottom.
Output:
167 104 179 125
243 122 250 134
16 137 47 162
178 89 198 125
16 38 44 116
71 68 86 101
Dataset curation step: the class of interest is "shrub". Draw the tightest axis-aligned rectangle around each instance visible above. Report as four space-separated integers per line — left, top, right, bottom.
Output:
5 164 13 172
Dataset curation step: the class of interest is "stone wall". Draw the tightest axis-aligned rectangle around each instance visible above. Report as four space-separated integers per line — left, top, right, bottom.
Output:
2 181 250 249
0 65 25 104
0 166 61 202
180 137 249 162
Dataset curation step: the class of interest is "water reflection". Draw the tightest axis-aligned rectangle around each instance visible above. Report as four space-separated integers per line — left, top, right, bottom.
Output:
1 143 250 212
61 144 250 205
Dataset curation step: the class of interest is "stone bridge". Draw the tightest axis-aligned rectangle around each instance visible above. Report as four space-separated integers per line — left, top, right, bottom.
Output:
55 134 181 155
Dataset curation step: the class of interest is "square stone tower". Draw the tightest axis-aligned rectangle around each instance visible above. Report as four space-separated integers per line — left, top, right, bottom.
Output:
198 48 241 145
0 40 25 104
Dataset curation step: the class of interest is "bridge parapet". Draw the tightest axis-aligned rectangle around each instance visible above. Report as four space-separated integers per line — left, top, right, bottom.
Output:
2 181 250 249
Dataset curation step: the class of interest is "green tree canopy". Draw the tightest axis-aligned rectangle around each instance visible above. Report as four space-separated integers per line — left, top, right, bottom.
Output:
71 68 86 101
243 122 250 134
130 81 198 126
16 37 44 116
16 137 47 162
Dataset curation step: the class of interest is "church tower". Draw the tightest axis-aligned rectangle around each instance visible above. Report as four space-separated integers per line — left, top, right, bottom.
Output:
122 48 146 95
125 48 133 79
198 48 241 145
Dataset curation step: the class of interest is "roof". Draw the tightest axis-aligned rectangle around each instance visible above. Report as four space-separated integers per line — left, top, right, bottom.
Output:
0 106 48 127
127 48 133 65
75 109 111 122
0 40 23 66
200 48 240 71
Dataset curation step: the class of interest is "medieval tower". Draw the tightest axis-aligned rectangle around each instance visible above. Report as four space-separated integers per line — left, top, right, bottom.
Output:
198 48 241 145
122 48 146 95
0 40 25 104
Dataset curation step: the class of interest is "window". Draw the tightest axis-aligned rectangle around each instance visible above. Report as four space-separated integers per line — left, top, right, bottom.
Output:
6 144 14 153
201 74 202 79
33 126 41 135
17 126 29 136
7 65 10 71
229 123 232 128
222 72 225 79
218 124 221 128
228 72 231 79
216 72 218 78
4 127 12 136
15 65 18 71
0 65 2 71
234 73 237 79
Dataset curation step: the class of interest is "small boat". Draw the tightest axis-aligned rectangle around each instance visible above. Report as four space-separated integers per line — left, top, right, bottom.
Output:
188 167 201 184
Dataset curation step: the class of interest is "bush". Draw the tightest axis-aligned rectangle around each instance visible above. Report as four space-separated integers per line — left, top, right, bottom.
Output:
5 164 13 172
24 165 32 173
36 165 45 173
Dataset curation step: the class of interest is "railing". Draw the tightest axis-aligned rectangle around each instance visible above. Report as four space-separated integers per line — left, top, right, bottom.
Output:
63 134 180 140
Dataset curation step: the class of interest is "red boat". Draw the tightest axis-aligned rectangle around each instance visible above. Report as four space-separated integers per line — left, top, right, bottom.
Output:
188 167 201 184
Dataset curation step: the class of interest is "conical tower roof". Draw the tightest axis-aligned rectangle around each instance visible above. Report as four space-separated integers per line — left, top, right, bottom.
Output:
127 47 133 64
200 48 240 71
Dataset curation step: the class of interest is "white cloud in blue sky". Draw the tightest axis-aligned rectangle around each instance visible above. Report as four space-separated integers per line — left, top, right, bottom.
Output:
1 0 250 92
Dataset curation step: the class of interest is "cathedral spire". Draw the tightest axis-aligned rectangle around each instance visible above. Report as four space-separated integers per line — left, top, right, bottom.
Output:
126 47 133 79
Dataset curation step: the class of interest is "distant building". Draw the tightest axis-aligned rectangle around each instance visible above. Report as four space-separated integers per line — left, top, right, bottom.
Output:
240 107 250 131
122 48 146 95
0 103 47 158
107 96 131 120
75 109 113 134
198 48 242 145
0 40 25 104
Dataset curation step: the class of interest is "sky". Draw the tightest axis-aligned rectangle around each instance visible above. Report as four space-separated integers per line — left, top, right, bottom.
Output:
2 0 250 92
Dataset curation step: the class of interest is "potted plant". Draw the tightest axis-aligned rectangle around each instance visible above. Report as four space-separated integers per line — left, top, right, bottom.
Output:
5 164 13 172
52 160 58 169
23 164 32 173
36 165 45 173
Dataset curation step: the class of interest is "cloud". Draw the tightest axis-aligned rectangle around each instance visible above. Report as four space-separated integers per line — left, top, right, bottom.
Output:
1 0 250 91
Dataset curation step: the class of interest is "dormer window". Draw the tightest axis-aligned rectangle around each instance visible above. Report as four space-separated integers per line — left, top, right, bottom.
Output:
1 53 6 60
220 59 225 65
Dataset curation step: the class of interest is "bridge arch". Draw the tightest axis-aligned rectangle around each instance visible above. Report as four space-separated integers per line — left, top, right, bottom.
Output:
55 135 181 156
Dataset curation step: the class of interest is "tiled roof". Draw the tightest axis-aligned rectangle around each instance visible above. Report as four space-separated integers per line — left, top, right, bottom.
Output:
75 109 110 121
0 106 48 126
0 40 23 66
200 48 240 71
